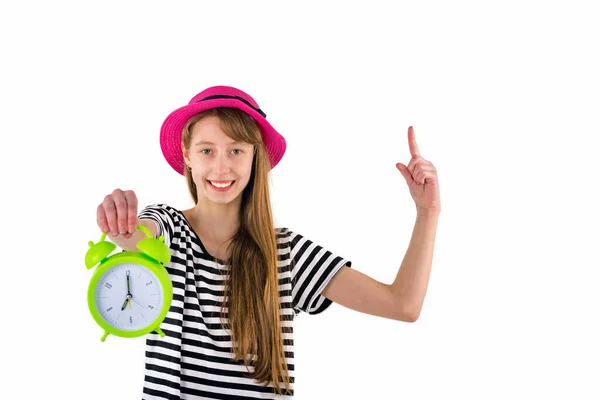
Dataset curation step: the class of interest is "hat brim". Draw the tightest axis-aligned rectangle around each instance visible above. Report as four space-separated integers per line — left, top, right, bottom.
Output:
160 98 286 175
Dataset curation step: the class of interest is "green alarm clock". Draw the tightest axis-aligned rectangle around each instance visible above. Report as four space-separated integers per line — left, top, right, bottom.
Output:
85 224 173 342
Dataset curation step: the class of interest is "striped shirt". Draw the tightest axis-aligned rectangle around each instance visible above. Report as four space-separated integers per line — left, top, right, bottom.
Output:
138 204 352 399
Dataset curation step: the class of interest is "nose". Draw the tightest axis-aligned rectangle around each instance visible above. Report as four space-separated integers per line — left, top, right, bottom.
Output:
213 152 232 175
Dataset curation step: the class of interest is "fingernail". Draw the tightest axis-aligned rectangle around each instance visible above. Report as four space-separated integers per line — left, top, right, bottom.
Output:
129 225 136 233
119 226 126 235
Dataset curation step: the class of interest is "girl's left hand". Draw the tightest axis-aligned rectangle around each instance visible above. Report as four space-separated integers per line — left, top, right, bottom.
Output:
396 126 441 214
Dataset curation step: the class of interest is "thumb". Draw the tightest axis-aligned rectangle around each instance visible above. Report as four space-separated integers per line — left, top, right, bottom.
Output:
396 163 414 185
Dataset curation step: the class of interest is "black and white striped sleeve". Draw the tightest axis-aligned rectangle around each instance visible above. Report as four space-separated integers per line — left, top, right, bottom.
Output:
287 229 352 315
138 204 175 248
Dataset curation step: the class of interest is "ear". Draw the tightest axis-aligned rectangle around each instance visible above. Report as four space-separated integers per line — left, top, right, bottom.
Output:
181 143 190 166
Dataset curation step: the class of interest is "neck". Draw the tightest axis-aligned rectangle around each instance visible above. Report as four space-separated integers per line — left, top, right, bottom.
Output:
188 197 242 242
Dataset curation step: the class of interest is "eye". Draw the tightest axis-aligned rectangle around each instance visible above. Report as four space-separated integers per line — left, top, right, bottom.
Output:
199 149 243 155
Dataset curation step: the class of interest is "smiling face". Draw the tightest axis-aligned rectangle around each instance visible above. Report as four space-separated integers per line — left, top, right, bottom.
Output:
182 115 255 206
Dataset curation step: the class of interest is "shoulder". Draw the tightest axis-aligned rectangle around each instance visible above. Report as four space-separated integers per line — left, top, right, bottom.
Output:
275 226 291 237
138 204 182 241
140 203 177 214
275 227 297 242
274 227 310 251
139 203 181 221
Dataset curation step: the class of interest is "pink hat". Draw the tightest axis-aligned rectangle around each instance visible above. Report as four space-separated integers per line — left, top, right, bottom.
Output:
160 85 287 175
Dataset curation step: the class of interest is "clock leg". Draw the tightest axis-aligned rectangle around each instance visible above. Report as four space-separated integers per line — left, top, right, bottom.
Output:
155 328 165 338
101 330 110 342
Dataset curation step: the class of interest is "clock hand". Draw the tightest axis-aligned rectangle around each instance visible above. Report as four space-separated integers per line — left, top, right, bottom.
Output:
126 270 132 293
130 297 145 309
126 270 132 309
121 298 129 310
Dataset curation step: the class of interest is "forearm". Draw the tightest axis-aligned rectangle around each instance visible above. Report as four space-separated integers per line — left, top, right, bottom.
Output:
390 209 440 319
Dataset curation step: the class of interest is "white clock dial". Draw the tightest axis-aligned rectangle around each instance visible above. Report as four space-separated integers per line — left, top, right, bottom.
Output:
94 262 164 331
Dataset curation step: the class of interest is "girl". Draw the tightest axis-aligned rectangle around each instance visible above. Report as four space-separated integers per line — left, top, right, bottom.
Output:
96 85 441 399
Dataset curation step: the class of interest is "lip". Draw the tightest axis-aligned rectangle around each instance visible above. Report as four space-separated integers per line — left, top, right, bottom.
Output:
207 180 235 192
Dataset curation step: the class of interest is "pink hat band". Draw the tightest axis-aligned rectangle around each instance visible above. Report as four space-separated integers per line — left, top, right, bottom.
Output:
160 86 287 175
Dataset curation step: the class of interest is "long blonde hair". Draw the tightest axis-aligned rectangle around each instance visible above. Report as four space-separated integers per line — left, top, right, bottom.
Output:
181 108 292 395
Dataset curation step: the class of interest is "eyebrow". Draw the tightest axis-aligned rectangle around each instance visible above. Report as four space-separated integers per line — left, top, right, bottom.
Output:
193 140 245 146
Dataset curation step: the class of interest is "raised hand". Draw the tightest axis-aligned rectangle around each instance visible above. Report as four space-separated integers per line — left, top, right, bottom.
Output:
395 126 441 213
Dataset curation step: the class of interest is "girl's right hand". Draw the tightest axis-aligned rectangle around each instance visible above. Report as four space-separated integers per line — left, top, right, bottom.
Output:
97 189 138 239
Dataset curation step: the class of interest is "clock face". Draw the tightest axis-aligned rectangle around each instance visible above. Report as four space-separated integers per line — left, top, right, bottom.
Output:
94 262 164 332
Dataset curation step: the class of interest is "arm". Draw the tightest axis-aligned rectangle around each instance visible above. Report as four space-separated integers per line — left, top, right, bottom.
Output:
322 126 441 322
322 209 439 322
388 209 439 320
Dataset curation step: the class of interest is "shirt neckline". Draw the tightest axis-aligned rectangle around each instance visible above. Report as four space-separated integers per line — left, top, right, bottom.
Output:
174 207 230 265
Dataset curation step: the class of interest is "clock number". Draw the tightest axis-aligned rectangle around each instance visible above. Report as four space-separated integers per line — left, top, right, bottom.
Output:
129 316 133 324
107 307 113 312
146 281 153 286
104 282 112 289
148 305 154 310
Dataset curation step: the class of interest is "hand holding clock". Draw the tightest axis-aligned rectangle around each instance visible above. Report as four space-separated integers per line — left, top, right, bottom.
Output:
97 188 139 239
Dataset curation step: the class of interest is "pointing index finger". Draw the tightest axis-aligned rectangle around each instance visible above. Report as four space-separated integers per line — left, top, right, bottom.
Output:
408 126 420 157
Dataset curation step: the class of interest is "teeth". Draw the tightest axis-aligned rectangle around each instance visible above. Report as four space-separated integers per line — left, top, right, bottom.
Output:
210 181 233 188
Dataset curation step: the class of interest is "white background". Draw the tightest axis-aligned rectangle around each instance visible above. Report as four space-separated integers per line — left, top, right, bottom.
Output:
1 1 599 399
